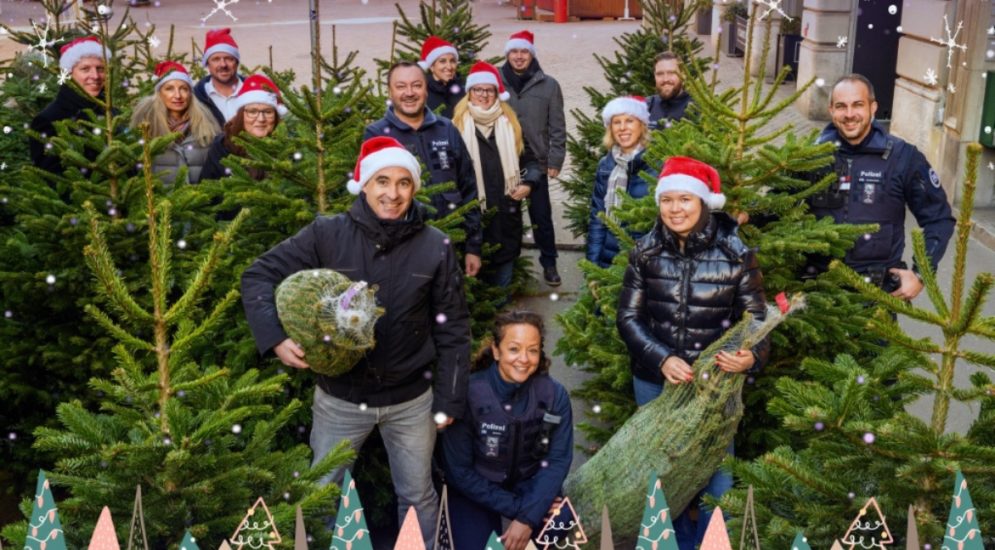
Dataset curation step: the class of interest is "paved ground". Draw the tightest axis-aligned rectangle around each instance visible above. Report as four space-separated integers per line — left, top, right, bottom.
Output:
2 0 993 463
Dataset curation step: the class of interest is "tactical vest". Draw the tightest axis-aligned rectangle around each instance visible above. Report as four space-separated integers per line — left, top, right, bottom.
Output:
809 139 906 270
467 373 561 485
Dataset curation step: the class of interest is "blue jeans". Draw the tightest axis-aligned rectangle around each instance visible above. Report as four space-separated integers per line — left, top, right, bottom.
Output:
483 260 515 288
311 386 438 549
632 376 734 550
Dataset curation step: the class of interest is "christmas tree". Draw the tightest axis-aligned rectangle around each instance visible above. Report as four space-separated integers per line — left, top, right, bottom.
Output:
295 506 308 550
599 506 613 550
791 532 812 550
943 472 983 550
126 486 149 550
533 498 588 550
738 486 760 550
699 508 732 550
230 498 282 550
393 508 424 550
87 507 120 550
721 144 995 546
330 470 372 550
179 531 199 550
555 1 875 451
22 471 67 550
904 506 919 550
434 486 454 550
636 474 677 550
484 532 505 550
840 498 894 549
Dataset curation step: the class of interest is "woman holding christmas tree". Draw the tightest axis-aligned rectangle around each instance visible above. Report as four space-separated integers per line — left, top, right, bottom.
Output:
452 61 540 288
585 96 656 268
616 156 768 549
420 36 465 119
440 309 573 550
200 74 287 181
130 61 220 185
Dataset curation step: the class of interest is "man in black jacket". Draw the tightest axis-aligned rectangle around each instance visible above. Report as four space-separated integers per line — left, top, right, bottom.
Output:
241 136 471 547
365 62 483 278
192 28 245 127
647 51 693 131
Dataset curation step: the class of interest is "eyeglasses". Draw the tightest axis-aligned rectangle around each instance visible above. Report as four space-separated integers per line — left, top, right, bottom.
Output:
470 88 497 97
244 108 277 120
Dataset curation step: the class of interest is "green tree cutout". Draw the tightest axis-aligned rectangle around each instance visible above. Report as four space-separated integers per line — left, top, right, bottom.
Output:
179 531 199 550
330 470 372 550
636 473 677 550
24 471 67 550
791 532 812 550
943 472 983 550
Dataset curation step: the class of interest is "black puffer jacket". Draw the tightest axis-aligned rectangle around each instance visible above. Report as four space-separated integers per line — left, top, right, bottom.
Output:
241 196 472 418
616 212 769 385
427 73 465 119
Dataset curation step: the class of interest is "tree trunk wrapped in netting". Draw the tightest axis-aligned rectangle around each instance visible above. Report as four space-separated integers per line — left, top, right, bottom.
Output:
276 269 383 377
564 295 805 541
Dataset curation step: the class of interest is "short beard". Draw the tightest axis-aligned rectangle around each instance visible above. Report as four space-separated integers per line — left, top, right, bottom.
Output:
658 83 683 101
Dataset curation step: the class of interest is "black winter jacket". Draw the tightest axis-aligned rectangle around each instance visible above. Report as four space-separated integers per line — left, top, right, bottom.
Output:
617 212 769 385
474 129 540 265
427 73 465 119
646 91 692 131
241 197 472 418
200 134 234 181
30 84 100 174
364 107 483 255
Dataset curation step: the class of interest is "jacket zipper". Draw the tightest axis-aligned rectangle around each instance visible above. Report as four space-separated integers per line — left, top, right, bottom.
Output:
677 256 692 355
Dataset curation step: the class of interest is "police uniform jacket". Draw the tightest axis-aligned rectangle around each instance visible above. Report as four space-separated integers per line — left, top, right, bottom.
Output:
364 107 483 256
809 122 954 273
647 90 692 130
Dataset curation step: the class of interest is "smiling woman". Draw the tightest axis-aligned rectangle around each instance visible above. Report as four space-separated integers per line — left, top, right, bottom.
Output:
130 60 221 185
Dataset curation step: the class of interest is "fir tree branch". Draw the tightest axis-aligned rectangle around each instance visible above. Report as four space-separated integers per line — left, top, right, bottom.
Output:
949 273 993 336
82 202 153 324
910 230 949 318
84 304 155 351
828 261 945 326
170 288 240 360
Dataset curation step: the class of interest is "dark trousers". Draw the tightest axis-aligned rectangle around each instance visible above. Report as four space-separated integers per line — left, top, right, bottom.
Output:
448 485 570 549
527 174 558 269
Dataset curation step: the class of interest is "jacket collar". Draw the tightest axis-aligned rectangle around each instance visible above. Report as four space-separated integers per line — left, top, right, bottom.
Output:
56 83 102 111
818 120 889 151
385 106 440 132
653 211 746 259
348 194 427 250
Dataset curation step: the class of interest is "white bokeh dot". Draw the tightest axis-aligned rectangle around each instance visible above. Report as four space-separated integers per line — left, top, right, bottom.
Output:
45 274 56 285
232 424 242 434
887 4 897 14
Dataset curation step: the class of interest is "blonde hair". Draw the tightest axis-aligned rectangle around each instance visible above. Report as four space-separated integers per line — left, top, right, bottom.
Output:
130 88 220 147
452 95 524 155
602 117 648 151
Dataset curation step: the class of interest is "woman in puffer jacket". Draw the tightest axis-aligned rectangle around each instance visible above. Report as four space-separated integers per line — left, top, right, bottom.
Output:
585 96 656 268
616 156 768 550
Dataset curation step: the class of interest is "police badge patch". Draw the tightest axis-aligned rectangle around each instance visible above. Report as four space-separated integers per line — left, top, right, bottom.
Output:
929 168 941 188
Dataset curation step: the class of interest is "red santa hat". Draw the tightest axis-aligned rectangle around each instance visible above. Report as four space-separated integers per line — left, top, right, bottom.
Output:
504 30 536 56
202 28 240 67
233 74 289 117
464 61 510 101
153 61 193 92
417 36 459 71
655 156 726 209
601 95 650 127
347 136 422 195
59 36 111 73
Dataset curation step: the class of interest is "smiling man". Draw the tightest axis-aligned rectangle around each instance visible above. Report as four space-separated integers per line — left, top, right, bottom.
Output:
193 28 245 126
647 51 692 131
364 61 483 278
241 136 471 550
807 73 954 300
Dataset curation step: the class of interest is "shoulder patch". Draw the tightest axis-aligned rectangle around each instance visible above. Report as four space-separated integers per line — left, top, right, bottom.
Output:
928 168 941 188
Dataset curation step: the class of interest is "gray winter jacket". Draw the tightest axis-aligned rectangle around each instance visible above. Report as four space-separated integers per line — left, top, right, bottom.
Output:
152 133 213 185
501 68 567 172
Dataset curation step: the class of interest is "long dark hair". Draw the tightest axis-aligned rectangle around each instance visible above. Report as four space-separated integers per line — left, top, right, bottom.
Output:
472 309 552 374
222 106 280 180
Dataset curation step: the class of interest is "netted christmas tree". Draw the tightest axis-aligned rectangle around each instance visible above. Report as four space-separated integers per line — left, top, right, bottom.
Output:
720 144 995 547
556 3 877 451
0 139 354 547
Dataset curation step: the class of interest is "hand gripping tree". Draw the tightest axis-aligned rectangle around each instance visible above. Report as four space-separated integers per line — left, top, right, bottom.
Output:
720 144 995 546
1 138 353 548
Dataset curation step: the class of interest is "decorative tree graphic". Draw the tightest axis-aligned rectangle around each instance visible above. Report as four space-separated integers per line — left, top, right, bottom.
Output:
534 497 588 550
126 486 149 550
24 470 67 550
636 473 677 550
393 507 424 550
179 531 199 550
600 506 613 550
905 506 919 550
295 506 308 550
700 508 733 550
484 532 505 550
791 532 812 550
434 485 454 550
230 498 282 550
331 470 372 550
87 507 120 550
943 471 983 550
840 498 894 549
739 486 760 550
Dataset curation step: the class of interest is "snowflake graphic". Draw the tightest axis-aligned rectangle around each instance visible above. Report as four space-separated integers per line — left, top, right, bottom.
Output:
924 68 938 86
201 0 239 23
38 83 48 94
988 162 994 171
836 35 848 49
148 35 161 49
930 14 967 69
30 16 57 67
57 68 71 86
753 0 790 21
0 162 7 170
947 82 956 94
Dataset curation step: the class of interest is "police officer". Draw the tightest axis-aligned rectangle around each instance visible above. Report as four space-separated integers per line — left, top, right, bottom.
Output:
808 74 954 299
365 61 483 277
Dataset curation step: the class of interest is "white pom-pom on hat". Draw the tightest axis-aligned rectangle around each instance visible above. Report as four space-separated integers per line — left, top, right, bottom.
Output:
348 136 422 195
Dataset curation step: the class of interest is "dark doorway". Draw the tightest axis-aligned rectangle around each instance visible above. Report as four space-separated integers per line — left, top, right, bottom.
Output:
851 0 903 120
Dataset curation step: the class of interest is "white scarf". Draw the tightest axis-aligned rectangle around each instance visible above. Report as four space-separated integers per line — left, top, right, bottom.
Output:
460 102 521 210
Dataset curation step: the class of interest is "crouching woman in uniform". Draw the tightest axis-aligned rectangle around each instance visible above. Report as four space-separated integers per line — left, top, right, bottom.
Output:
441 310 573 550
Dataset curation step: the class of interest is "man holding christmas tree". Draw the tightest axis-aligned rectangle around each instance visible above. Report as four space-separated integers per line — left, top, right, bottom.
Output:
500 30 566 287
647 51 693 131
364 61 483 278
193 28 245 127
809 74 954 299
241 136 471 548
